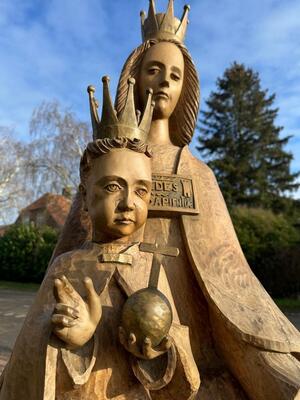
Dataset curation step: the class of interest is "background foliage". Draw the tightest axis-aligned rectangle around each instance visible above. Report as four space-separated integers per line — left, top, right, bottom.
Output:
197 62 299 210
231 206 300 297
196 62 300 298
0 224 58 283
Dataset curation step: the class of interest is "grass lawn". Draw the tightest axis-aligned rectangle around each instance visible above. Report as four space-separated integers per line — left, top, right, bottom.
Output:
0 280 39 292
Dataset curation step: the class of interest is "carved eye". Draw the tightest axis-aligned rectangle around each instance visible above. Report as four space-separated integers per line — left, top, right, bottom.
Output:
148 67 160 75
105 183 121 193
171 73 180 82
136 188 148 198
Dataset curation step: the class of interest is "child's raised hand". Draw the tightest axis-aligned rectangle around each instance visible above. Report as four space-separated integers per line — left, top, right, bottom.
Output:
52 275 107 348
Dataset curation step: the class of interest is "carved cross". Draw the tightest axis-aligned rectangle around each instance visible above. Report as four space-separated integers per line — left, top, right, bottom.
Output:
139 242 179 288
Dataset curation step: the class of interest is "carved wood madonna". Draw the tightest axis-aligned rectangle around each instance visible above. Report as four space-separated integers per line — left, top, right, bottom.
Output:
0 1 299 399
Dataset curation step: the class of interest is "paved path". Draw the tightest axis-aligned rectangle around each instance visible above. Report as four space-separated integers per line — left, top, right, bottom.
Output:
0 289 299 375
0 289 36 373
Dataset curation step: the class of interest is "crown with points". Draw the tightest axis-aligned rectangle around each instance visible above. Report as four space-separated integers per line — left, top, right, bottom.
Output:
87 77 154 142
140 0 190 44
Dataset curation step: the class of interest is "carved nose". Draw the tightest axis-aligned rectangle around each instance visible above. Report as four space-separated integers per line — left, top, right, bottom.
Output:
118 192 135 211
159 69 170 88
160 78 170 88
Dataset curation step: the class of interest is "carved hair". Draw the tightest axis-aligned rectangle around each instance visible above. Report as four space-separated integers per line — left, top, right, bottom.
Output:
80 137 152 186
115 39 200 147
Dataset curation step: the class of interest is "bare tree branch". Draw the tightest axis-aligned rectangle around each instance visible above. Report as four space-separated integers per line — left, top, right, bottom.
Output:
0 102 91 224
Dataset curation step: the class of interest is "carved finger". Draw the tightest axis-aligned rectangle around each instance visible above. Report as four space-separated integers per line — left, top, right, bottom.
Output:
128 332 137 347
128 333 144 357
143 337 153 358
141 336 172 359
52 314 76 327
54 303 79 319
54 275 81 307
54 277 73 303
61 275 77 297
157 335 172 352
84 277 101 323
118 329 145 358
54 278 66 303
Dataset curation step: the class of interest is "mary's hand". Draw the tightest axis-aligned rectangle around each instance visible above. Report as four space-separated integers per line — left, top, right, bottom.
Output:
118 326 172 360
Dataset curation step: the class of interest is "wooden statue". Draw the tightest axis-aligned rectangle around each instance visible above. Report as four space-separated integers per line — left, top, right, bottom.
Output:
48 1 300 399
1 1 299 399
115 3 300 399
0 78 200 399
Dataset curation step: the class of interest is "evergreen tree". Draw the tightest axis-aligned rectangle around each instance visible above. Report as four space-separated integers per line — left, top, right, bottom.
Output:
197 62 299 209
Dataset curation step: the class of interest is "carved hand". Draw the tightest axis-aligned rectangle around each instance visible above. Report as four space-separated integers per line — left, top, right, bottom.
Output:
52 275 107 348
119 326 172 360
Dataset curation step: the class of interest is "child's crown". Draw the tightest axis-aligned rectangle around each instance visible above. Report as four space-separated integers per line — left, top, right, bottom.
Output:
87 77 154 142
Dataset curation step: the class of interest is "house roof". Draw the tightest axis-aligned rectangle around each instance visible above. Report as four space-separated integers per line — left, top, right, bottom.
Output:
18 193 72 228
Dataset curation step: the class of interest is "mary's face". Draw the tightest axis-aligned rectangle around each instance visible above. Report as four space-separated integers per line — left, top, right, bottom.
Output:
139 42 184 119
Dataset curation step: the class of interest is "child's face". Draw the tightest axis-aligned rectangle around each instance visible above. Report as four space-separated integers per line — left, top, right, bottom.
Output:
84 149 152 242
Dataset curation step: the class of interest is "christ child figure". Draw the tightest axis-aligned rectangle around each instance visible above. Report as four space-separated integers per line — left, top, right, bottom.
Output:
0 76 199 399
49 136 199 399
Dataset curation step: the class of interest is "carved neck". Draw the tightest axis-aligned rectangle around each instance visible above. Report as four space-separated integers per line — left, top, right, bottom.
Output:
92 225 145 245
148 119 172 145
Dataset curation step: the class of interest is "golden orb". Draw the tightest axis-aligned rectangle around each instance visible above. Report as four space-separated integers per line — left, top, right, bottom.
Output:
121 287 173 348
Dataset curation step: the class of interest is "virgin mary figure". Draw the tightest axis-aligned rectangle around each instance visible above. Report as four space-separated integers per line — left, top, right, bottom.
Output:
50 1 300 399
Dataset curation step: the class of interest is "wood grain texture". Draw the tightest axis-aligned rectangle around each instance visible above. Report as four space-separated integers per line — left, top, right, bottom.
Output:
179 145 300 353
0 242 199 399
210 309 300 400
15 142 300 399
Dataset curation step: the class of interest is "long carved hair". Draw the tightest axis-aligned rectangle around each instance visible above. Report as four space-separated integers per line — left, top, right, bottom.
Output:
115 39 200 147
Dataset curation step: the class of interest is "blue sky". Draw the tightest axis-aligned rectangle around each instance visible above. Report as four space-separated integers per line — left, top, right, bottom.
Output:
1 0 300 189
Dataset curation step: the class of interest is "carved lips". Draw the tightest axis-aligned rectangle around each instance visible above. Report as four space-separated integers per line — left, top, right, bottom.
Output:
114 215 136 225
154 90 169 100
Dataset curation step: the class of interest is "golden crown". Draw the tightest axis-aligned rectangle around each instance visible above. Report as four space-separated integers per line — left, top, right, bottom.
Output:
140 0 190 44
87 77 154 142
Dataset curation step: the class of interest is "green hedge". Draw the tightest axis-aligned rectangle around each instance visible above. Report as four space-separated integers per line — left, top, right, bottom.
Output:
0 224 58 283
0 211 299 297
231 207 300 297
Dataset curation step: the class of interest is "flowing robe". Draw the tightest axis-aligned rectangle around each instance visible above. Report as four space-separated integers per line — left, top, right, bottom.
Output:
27 144 300 399
145 144 300 399
2 144 299 399
0 241 199 399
